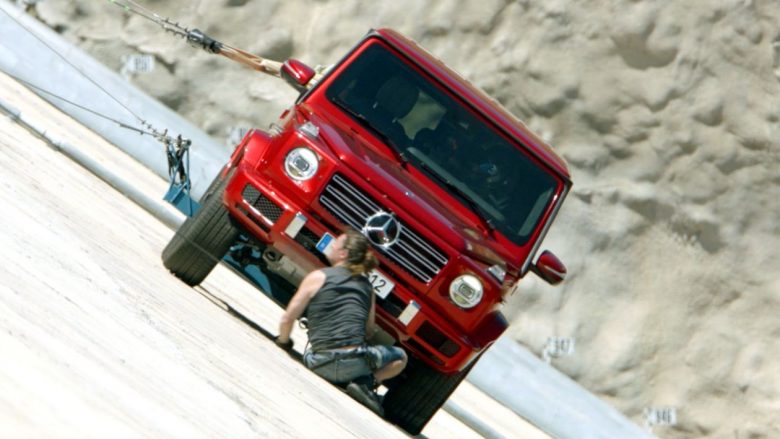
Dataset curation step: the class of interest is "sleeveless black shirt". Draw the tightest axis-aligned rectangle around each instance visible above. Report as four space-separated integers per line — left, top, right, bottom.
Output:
305 266 372 351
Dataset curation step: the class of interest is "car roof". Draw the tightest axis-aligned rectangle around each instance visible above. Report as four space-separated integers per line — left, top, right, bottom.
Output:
373 28 571 181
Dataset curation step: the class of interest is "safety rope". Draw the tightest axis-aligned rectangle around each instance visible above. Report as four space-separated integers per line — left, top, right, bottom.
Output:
4 70 156 137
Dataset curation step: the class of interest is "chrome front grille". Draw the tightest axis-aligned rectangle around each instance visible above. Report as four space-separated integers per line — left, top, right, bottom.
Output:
319 174 449 283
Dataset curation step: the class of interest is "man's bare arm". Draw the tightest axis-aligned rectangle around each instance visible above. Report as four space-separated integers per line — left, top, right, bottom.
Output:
277 270 326 343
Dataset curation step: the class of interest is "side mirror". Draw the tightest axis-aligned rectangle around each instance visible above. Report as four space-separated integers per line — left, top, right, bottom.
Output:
281 59 316 92
532 250 566 286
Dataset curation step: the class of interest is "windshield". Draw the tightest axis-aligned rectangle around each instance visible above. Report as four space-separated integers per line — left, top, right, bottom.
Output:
325 43 559 245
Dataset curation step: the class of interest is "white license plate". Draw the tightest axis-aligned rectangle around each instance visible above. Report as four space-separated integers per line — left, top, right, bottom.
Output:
367 270 394 299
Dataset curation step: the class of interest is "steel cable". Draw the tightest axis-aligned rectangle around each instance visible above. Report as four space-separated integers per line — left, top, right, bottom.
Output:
0 3 150 126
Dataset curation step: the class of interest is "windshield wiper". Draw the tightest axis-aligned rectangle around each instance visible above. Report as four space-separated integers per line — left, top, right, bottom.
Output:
330 97 409 167
413 159 496 234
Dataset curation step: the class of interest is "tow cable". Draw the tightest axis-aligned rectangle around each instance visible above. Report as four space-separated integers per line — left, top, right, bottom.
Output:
0 2 202 215
0 0 307 261
3 0 305 216
106 0 283 76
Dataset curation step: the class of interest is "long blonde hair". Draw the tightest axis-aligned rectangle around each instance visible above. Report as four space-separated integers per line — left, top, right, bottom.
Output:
342 229 379 275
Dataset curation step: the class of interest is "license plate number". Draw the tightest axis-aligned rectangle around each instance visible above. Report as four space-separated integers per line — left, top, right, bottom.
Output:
367 270 394 299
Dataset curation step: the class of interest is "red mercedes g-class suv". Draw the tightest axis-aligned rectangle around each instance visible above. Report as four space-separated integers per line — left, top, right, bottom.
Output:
162 28 570 434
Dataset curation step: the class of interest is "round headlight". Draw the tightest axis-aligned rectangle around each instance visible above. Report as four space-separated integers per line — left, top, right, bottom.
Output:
449 274 483 309
284 147 319 181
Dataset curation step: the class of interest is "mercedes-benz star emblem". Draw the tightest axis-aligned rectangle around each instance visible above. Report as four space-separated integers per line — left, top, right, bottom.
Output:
362 212 401 248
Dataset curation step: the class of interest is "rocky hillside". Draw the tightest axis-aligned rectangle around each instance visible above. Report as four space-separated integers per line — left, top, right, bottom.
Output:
33 0 779 437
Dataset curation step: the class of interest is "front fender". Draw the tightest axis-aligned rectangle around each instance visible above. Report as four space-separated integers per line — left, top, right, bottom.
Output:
232 129 274 170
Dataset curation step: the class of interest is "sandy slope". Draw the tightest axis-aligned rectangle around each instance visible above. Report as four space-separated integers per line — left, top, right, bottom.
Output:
26 0 780 436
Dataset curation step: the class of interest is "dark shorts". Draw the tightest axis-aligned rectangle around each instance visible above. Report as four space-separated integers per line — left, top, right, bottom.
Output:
303 345 406 384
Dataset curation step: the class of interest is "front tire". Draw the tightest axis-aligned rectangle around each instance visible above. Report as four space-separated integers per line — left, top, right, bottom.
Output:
161 175 238 286
383 358 473 435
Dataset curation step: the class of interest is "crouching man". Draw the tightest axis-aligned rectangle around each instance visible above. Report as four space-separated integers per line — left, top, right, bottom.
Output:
275 230 407 416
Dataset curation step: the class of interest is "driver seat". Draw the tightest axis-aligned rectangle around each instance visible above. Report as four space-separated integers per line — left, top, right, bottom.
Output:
369 76 419 141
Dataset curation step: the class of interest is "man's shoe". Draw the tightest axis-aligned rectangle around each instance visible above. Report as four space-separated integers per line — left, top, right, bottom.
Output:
346 382 385 417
